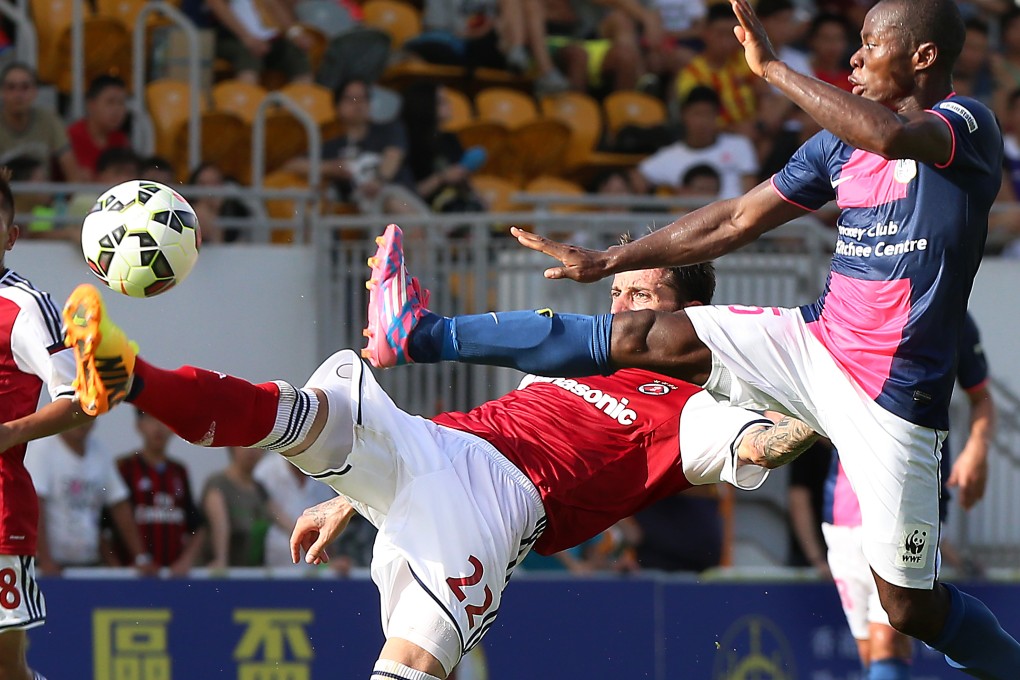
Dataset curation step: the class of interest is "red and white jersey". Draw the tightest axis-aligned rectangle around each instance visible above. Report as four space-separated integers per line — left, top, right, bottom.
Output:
433 369 771 555
0 269 77 555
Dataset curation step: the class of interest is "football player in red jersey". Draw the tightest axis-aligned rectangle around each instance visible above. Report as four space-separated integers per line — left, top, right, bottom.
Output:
0 168 92 680
59 227 817 680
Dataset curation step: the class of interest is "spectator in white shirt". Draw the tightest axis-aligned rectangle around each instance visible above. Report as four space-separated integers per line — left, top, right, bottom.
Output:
632 86 758 199
26 421 153 575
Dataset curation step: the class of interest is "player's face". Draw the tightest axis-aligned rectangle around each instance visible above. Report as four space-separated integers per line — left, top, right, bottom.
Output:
0 215 18 269
847 4 918 105
610 270 682 313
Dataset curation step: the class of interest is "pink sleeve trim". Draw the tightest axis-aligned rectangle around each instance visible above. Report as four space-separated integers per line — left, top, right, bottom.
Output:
963 377 990 394
927 109 956 169
769 175 814 212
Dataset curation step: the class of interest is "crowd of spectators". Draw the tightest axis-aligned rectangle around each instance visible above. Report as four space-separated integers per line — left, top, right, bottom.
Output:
1 0 1018 250
4 0 1018 578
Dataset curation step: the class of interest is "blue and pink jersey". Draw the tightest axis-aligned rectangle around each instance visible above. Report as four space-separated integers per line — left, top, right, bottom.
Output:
771 95 1002 430
824 312 990 527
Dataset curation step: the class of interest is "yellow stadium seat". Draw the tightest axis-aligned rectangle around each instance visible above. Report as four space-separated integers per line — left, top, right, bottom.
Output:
540 92 603 168
603 91 667 137
55 16 132 94
475 87 538 129
262 110 310 175
441 88 474 132
362 0 421 48
278 82 335 126
524 175 586 213
172 110 251 184
212 80 269 125
453 121 510 176
146 79 207 161
470 175 523 213
505 118 571 184
262 170 311 243
31 0 77 85
95 0 174 31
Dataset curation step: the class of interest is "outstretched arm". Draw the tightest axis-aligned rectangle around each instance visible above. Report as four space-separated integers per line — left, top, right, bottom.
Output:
512 180 806 282
0 398 93 454
736 411 819 470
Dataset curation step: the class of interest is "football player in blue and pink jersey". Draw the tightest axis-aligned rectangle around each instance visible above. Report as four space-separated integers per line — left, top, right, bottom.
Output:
364 0 1020 676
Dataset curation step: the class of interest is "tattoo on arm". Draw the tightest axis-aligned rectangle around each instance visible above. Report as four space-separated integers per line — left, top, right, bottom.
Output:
303 495 353 528
746 417 819 469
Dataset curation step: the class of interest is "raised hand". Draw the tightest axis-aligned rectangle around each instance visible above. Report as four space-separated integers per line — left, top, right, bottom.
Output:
510 226 612 283
290 495 356 565
730 0 780 79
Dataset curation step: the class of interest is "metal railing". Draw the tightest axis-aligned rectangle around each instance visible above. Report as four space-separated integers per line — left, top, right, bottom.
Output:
132 1 203 173
0 0 37 69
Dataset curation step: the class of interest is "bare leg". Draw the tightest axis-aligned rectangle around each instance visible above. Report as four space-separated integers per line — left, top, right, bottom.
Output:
598 11 643 91
610 310 713 384
522 0 557 75
872 571 950 642
868 621 913 665
377 639 447 679
496 0 525 55
0 630 34 680
556 44 589 91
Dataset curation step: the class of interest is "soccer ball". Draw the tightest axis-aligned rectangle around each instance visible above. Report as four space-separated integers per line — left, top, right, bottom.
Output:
81 180 201 298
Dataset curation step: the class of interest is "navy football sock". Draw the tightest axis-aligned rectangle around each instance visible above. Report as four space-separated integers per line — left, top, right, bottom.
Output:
868 658 910 680
929 583 1020 678
408 310 613 376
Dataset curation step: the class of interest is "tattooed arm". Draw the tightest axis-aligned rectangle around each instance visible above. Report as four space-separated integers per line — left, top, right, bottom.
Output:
736 412 820 470
289 494 358 565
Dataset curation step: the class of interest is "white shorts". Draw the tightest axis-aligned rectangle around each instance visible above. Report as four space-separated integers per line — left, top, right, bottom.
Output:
686 305 945 589
289 350 545 674
0 555 46 632
822 523 889 639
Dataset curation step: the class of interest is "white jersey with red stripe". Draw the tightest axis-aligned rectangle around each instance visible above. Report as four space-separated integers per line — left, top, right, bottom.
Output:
0 269 77 556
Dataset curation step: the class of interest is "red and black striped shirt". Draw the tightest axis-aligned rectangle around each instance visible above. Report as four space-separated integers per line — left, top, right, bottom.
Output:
113 453 204 566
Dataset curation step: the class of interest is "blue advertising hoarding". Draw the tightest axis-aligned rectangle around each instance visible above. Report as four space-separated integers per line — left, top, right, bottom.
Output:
27 577 1018 678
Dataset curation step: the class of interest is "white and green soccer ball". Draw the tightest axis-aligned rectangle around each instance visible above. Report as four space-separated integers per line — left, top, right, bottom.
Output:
81 180 201 298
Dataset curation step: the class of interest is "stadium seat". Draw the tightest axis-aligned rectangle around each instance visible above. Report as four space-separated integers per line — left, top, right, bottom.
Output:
295 0 358 38
441 88 474 132
279 82 335 126
470 175 522 213
378 60 465 91
603 91 667 137
31 0 77 85
212 80 269 125
362 0 421 49
55 16 132 94
173 110 251 184
94 0 174 32
475 87 538 129
505 119 571 183
262 170 311 243
299 24 330 75
453 121 510 175
540 92 603 168
523 175 587 213
146 79 207 161
262 110 310 175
